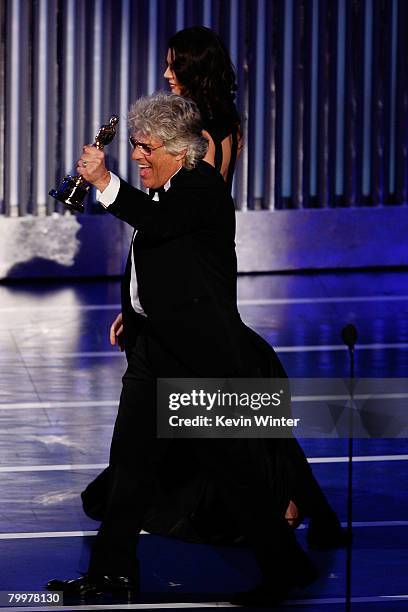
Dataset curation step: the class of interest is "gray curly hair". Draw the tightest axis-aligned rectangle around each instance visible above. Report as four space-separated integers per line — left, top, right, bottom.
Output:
128 92 208 170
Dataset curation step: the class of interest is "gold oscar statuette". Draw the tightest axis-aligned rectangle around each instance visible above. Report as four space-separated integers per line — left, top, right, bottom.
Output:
49 115 119 213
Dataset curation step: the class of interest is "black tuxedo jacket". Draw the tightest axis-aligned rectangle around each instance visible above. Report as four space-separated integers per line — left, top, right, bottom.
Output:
107 160 284 378
83 162 333 543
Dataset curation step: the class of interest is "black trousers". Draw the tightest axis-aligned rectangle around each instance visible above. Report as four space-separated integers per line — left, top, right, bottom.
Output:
88 328 304 581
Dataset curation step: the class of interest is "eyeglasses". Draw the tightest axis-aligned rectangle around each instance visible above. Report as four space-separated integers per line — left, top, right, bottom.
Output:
128 136 165 156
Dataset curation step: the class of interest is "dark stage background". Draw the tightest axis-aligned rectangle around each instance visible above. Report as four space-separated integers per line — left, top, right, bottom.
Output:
0 0 407 278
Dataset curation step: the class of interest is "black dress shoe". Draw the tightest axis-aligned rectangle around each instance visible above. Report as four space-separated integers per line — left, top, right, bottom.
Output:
46 574 138 597
307 513 348 549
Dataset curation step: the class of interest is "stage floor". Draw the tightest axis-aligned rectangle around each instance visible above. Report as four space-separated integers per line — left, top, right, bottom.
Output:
0 270 407 610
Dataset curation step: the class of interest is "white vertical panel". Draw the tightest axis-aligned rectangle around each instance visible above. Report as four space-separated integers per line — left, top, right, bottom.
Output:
310 0 318 197
176 0 184 31
362 0 373 196
388 0 398 195
35 0 49 214
118 0 130 178
8 0 21 216
202 0 212 27
335 0 346 196
0 2 5 208
254 0 265 198
229 0 239 200
147 0 158 95
281 0 293 198
229 0 239 69
63 0 76 174
92 0 103 138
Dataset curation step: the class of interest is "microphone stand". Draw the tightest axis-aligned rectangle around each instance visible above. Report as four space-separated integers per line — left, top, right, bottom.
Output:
341 324 358 612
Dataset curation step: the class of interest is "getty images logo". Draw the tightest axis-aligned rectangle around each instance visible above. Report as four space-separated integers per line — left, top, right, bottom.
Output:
168 388 283 411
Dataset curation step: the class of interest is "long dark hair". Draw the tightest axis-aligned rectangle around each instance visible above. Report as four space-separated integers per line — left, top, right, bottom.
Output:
167 26 240 129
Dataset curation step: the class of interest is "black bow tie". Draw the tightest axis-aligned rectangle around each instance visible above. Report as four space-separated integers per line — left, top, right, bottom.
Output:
149 187 166 198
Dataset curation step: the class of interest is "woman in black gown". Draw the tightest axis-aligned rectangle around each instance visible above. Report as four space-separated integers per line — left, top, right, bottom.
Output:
164 26 242 193
162 26 344 545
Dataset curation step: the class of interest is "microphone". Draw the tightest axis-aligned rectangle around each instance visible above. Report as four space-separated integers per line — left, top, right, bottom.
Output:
341 324 358 350
340 323 358 612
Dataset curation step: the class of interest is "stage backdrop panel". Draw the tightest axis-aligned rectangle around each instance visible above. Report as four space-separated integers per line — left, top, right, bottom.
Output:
0 0 407 277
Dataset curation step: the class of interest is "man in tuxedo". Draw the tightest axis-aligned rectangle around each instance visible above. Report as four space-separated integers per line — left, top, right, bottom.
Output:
47 92 317 606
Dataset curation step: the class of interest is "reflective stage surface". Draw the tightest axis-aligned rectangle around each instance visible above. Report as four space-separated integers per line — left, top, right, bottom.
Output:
0 271 407 610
